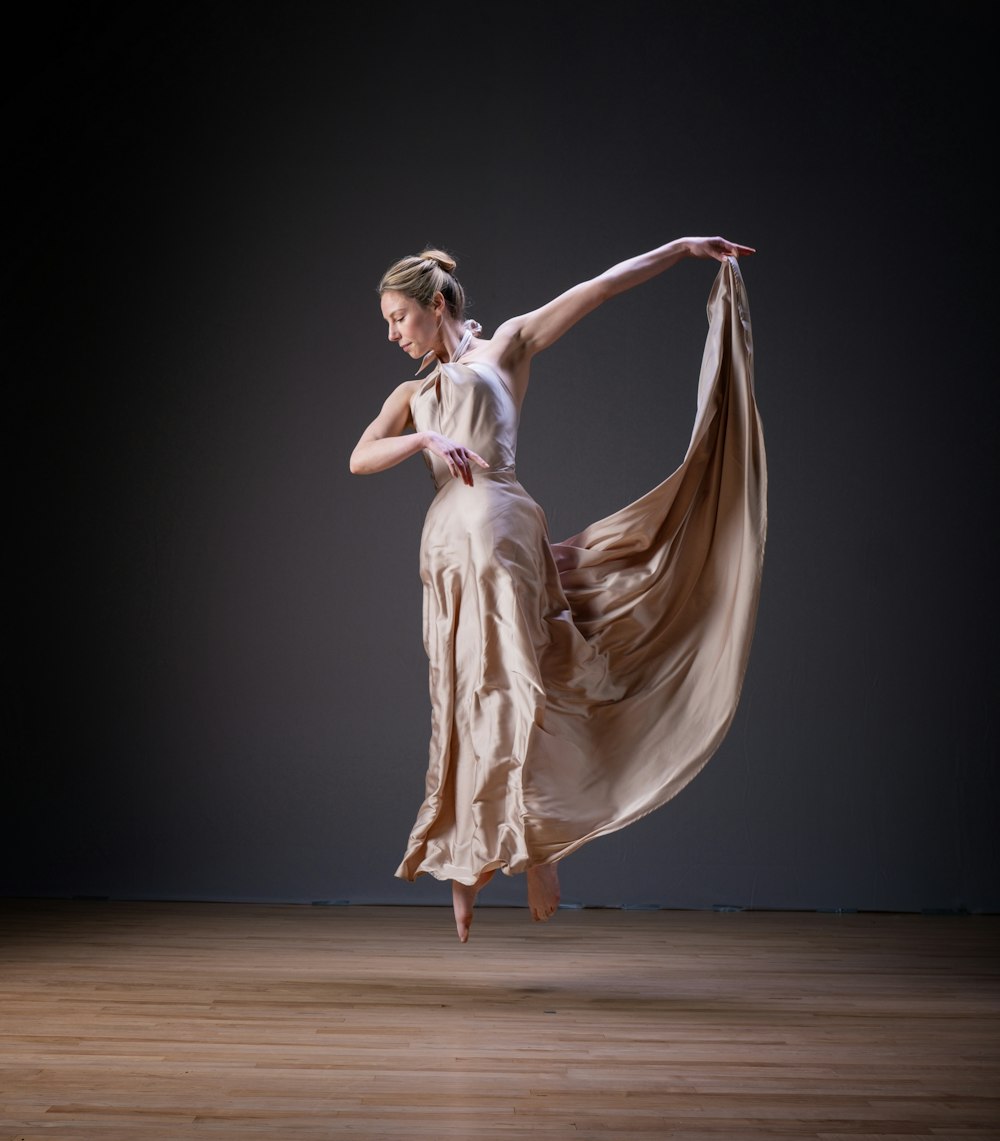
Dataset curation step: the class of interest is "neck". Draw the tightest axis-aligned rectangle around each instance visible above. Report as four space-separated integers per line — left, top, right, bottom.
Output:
435 320 470 363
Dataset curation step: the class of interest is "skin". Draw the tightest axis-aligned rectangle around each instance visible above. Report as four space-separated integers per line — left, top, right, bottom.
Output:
350 235 755 940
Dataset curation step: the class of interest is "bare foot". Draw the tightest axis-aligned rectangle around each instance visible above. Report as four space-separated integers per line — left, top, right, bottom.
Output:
452 868 496 943
526 863 560 923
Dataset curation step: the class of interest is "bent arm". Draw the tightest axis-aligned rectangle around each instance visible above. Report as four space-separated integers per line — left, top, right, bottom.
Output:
494 235 754 364
349 381 424 474
349 379 490 485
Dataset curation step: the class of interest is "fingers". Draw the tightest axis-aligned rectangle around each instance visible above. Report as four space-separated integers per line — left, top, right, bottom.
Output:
428 431 490 485
452 450 472 486
712 247 756 263
718 238 756 260
699 236 756 262
445 456 467 484
444 447 489 486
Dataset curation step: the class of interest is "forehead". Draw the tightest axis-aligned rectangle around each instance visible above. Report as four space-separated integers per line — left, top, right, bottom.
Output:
380 290 410 319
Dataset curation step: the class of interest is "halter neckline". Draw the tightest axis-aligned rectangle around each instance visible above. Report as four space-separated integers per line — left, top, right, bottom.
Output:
415 320 482 376
452 326 476 363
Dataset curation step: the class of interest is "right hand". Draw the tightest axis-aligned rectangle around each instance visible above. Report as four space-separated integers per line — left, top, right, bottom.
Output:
422 432 489 486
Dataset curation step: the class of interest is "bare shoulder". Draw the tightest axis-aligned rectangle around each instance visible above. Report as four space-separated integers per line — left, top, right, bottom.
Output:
358 377 421 443
383 377 420 407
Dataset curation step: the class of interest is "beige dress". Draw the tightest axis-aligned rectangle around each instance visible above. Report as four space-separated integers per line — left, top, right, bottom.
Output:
395 258 766 886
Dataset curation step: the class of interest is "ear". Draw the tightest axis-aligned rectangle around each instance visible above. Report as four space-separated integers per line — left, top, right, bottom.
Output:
431 290 447 316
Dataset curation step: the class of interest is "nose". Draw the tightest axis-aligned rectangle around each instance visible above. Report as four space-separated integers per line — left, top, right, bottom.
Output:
387 324 399 342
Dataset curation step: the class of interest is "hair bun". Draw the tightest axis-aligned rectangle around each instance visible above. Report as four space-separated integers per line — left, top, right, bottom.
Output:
379 248 467 323
418 248 457 275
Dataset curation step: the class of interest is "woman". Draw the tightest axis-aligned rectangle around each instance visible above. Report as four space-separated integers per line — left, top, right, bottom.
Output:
351 236 764 942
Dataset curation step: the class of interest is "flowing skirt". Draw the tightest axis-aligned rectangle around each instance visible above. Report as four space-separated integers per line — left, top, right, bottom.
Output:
396 259 766 885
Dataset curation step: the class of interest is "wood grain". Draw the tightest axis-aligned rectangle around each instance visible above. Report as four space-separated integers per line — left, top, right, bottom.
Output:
1 900 998 1139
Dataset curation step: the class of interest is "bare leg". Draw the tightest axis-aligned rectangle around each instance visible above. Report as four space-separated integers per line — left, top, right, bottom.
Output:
451 868 496 943
526 862 561 923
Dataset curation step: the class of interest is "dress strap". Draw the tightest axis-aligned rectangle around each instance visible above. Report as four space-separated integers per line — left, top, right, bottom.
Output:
415 319 482 377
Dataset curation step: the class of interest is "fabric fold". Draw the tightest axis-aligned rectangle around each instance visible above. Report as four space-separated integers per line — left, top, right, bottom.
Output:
395 258 766 884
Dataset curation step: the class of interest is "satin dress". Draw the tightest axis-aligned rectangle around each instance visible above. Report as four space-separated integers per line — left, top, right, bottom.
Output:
395 258 766 886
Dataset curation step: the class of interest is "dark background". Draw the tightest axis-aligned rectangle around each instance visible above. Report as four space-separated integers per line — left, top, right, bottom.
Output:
8 1 997 912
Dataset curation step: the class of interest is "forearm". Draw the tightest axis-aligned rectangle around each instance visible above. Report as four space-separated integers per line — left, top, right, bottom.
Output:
596 238 692 299
350 431 428 475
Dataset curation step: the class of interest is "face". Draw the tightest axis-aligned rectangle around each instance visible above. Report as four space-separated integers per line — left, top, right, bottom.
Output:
380 290 441 361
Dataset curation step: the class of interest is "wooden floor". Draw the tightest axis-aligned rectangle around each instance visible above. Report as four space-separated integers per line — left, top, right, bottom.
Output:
1 901 998 1140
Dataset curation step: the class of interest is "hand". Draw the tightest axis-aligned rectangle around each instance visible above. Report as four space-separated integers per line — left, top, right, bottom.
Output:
422 432 489 486
687 236 756 262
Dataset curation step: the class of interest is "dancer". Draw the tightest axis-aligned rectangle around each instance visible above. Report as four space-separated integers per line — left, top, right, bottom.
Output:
351 237 765 942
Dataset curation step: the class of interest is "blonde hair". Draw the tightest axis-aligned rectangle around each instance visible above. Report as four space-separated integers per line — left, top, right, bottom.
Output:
378 248 468 321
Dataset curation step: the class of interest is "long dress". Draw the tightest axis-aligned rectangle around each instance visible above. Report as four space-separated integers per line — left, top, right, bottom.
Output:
395 257 766 886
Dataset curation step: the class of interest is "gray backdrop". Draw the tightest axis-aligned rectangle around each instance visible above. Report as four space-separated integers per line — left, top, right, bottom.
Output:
8 1 997 912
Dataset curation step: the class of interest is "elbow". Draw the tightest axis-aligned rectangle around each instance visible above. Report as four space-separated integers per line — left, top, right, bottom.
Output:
349 449 368 475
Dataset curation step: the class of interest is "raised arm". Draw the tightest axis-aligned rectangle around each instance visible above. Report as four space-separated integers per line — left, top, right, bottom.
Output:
492 236 754 371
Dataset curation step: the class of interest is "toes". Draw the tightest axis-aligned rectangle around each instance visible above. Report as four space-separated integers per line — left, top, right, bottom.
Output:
453 872 494 943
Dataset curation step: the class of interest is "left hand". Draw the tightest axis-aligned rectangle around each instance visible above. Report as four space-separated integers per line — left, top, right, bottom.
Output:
687 236 756 262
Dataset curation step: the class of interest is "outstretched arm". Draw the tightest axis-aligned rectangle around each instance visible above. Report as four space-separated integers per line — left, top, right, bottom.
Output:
494 236 754 365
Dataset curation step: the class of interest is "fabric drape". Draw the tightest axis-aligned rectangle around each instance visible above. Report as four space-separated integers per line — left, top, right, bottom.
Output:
396 258 766 885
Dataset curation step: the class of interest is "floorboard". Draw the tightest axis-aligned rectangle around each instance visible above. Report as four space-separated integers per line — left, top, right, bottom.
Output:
1 900 998 1139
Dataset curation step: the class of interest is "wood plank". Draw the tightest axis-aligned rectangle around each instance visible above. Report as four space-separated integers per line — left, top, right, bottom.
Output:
0 901 998 1138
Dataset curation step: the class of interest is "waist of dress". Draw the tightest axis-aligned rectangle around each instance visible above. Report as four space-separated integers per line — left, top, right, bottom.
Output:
432 464 518 492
